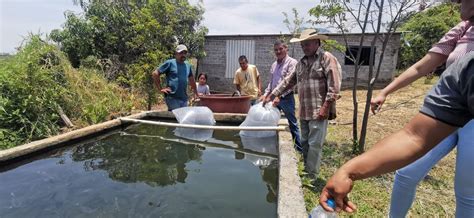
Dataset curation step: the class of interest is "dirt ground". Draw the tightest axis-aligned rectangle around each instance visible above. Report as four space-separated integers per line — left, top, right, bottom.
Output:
329 79 430 148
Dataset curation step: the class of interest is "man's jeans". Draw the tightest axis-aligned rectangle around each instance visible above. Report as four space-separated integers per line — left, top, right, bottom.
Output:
277 94 302 151
300 119 328 176
165 96 188 111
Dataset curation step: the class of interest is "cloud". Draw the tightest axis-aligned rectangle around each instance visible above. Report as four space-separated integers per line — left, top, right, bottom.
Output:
1 0 320 53
195 0 321 35
1 0 81 53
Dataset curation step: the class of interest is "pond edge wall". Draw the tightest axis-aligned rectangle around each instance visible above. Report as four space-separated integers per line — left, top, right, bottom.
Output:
0 110 307 217
277 125 307 217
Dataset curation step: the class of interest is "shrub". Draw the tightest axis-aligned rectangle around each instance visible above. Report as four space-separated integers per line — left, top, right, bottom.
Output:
0 35 145 149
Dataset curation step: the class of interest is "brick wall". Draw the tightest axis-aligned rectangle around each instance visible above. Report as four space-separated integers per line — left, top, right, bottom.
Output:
198 33 401 93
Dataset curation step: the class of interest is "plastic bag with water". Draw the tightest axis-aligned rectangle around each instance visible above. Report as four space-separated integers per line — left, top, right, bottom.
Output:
239 102 281 138
172 106 216 141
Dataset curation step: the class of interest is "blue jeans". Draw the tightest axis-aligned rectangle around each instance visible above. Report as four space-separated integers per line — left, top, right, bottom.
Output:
300 119 328 176
454 121 474 217
389 120 474 217
277 94 302 151
165 96 188 111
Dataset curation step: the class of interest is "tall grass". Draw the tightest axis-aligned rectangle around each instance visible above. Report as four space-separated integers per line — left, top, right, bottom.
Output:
0 36 146 149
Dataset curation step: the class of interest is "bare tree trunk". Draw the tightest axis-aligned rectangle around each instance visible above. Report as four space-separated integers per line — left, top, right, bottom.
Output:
348 0 373 153
308 0 417 153
359 0 384 151
359 0 409 151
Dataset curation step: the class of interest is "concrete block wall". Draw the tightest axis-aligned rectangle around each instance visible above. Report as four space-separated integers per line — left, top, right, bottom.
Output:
198 33 401 93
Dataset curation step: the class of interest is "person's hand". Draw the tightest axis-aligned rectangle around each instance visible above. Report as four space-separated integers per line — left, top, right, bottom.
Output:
319 169 357 213
272 96 280 107
370 93 386 115
317 102 330 120
259 95 267 103
160 87 172 94
261 94 272 106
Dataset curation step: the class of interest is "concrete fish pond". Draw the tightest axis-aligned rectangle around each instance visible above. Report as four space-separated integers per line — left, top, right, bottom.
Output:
0 111 306 218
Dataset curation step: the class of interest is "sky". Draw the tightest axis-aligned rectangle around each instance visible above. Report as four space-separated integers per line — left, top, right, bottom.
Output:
0 0 321 54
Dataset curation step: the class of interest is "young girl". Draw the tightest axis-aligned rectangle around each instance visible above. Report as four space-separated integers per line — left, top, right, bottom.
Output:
196 73 210 96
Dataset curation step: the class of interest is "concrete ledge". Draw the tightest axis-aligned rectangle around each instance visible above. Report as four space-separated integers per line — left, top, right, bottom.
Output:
0 112 149 162
277 122 307 218
0 110 247 163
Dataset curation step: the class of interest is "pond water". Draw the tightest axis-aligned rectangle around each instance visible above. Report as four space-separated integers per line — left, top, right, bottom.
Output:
0 123 278 218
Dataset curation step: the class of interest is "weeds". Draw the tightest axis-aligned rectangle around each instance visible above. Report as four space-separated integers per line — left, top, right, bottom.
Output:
0 35 146 149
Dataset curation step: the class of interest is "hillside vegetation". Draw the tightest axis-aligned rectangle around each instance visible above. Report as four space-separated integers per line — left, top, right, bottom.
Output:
0 36 145 149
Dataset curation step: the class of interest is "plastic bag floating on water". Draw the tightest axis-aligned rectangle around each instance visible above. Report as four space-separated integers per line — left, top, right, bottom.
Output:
239 102 281 138
172 106 216 141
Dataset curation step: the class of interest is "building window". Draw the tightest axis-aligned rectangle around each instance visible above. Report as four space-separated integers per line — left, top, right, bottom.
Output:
344 46 376 66
225 40 255 78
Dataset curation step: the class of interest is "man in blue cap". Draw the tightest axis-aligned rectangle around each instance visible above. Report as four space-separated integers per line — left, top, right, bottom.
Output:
152 44 198 111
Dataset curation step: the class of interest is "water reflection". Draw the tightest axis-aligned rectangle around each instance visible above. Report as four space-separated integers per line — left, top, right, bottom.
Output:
235 152 278 203
72 124 279 204
210 133 279 204
239 136 279 203
0 123 279 217
72 126 203 186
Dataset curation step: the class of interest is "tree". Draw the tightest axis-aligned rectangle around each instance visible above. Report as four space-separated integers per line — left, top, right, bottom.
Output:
53 0 208 109
282 8 306 57
309 0 421 153
398 3 460 69
282 8 345 59
283 8 306 37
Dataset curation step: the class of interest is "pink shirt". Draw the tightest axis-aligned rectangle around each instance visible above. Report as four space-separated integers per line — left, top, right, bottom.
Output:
429 20 474 67
264 55 297 98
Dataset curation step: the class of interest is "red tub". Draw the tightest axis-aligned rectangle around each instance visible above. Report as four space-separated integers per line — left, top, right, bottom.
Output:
199 94 251 113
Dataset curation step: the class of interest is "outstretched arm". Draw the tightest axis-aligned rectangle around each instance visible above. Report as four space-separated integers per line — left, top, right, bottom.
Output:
371 21 469 114
263 67 297 106
320 113 457 212
371 52 447 114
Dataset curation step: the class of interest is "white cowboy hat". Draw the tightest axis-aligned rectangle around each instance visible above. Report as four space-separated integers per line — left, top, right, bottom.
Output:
289 29 328 43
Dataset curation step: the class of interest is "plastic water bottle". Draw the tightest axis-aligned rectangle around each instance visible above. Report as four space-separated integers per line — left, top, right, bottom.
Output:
308 199 337 218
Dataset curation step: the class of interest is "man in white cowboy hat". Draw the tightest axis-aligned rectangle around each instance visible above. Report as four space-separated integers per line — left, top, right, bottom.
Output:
263 29 342 178
152 44 199 111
